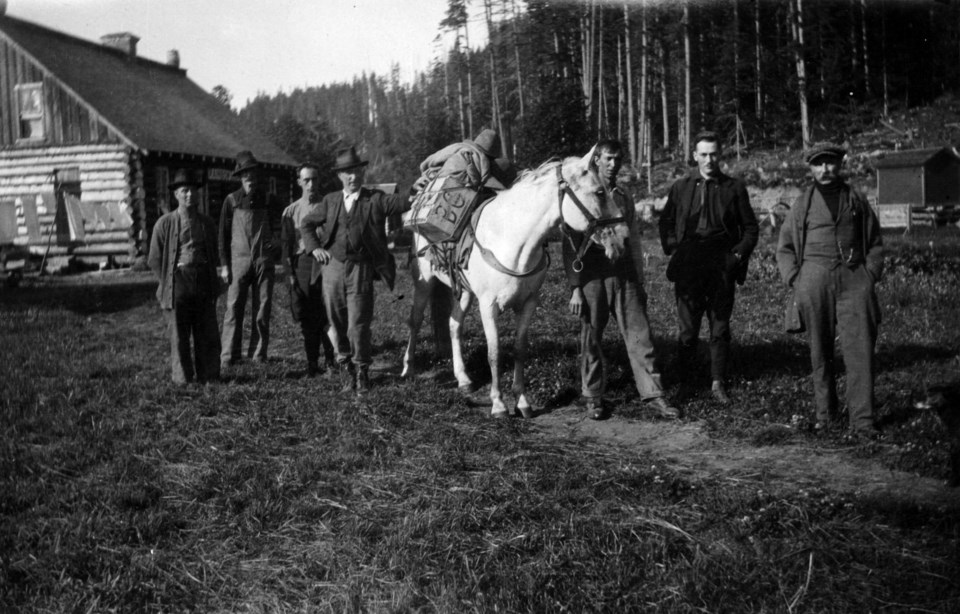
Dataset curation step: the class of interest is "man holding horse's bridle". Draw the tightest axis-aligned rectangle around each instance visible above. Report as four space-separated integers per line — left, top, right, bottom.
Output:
659 131 759 404
563 139 679 421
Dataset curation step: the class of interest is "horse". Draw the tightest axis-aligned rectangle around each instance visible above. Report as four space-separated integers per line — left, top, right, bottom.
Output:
401 146 630 418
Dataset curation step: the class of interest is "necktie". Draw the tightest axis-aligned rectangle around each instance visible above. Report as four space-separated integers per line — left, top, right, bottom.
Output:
696 179 711 234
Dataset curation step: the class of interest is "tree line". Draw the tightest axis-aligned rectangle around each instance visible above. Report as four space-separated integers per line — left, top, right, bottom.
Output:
229 0 960 192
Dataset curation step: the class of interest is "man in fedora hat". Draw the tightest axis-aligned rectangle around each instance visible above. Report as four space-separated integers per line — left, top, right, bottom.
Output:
281 162 336 376
219 150 283 368
417 128 514 192
299 146 413 395
659 130 758 405
777 142 884 439
148 169 221 384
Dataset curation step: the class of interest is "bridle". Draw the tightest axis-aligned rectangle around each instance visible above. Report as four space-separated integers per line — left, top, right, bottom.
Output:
556 164 625 273
469 161 625 279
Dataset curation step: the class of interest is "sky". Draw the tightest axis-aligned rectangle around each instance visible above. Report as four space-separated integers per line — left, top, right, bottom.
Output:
5 0 469 109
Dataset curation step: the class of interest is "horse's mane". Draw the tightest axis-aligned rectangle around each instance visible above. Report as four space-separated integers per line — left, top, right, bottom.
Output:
512 157 569 187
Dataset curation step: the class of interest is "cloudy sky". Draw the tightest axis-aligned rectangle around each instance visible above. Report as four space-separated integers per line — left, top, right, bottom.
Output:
6 0 471 107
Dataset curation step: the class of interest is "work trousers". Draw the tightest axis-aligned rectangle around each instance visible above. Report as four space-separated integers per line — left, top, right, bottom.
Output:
322 257 375 368
221 256 274 363
673 261 737 381
290 254 335 366
166 266 220 383
795 262 879 430
579 275 664 401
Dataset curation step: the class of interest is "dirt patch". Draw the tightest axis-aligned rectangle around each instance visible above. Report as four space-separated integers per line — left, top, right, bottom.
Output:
532 404 960 511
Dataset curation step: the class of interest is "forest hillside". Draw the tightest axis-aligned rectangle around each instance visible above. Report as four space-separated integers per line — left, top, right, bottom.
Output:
227 0 960 205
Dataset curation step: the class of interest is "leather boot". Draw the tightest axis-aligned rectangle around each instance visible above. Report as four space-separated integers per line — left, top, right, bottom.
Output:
339 364 355 394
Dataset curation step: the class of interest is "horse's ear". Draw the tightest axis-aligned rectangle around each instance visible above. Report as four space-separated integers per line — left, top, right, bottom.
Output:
582 145 598 172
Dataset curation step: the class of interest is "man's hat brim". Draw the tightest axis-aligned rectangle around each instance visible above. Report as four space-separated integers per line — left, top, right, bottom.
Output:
332 160 369 172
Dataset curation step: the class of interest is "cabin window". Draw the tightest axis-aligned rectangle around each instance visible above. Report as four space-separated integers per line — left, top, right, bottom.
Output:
15 83 45 140
269 176 278 196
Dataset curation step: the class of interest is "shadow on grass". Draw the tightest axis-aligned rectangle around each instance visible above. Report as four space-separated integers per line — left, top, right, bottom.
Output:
0 280 156 315
877 343 958 370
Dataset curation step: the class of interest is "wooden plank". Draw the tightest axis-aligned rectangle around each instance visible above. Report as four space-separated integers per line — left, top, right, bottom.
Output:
0 144 127 158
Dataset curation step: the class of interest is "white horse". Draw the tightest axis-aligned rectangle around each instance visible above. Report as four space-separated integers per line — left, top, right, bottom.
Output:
402 147 630 418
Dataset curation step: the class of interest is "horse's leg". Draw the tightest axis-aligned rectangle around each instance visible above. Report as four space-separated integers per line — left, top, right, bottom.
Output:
512 294 540 419
401 260 431 379
477 300 508 417
450 291 474 391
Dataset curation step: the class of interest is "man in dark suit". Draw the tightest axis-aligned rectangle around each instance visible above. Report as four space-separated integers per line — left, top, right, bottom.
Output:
299 147 412 394
659 131 759 403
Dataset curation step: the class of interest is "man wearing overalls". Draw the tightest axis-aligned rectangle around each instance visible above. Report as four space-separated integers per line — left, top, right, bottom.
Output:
219 150 283 369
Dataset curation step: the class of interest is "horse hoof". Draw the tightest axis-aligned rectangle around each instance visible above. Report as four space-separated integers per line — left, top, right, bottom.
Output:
491 410 510 419
458 384 473 394
515 405 534 419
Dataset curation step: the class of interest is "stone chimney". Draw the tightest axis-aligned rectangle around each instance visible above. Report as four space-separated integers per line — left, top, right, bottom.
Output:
100 32 139 57
166 49 180 68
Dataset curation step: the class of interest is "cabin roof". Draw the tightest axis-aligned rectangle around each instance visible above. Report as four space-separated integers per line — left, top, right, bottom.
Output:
874 147 960 170
0 15 295 167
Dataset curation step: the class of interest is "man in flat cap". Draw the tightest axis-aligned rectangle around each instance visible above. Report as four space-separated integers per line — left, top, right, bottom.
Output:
659 131 759 404
219 150 283 369
148 169 221 384
777 142 884 439
299 147 413 395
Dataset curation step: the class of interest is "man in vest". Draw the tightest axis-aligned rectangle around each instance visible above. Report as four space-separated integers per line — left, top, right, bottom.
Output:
300 147 413 395
148 169 221 384
281 163 337 376
777 143 884 439
219 150 283 369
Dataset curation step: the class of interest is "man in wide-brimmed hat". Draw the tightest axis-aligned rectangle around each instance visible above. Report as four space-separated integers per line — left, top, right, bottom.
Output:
148 169 221 384
218 150 283 368
777 142 884 440
299 146 413 395
417 128 515 192
281 162 336 376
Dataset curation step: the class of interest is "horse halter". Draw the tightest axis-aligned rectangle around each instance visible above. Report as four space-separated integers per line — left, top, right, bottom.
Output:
556 164 626 273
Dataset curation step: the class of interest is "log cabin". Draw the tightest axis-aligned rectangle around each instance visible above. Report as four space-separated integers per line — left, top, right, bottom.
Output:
0 11 296 269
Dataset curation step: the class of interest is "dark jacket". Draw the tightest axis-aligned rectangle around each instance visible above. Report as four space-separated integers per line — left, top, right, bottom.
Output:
659 171 759 284
299 187 411 290
776 183 883 288
148 210 220 309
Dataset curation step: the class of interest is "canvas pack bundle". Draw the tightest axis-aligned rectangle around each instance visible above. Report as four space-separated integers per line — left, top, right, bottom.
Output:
403 176 479 244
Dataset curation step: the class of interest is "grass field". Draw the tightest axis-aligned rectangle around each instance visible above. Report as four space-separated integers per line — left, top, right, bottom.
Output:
2 225 960 612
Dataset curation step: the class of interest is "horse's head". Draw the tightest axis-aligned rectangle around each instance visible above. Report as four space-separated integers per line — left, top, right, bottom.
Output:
561 146 630 263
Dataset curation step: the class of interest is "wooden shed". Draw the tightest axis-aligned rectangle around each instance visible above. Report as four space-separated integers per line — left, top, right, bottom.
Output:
0 13 297 268
874 147 960 228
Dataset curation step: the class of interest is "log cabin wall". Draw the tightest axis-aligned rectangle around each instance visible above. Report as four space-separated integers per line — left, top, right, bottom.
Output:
0 144 139 265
